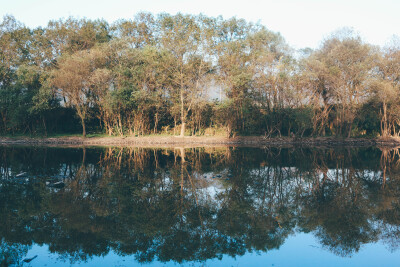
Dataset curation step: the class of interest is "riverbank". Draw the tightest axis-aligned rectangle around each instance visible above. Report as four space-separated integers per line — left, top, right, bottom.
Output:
1 135 400 147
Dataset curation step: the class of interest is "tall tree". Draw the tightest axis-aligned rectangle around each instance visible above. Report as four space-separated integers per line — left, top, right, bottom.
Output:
157 13 214 137
302 30 376 137
52 47 112 137
215 18 288 135
369 41 400 137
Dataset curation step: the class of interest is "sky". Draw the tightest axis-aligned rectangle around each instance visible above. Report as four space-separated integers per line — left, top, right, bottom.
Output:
0 0 399 49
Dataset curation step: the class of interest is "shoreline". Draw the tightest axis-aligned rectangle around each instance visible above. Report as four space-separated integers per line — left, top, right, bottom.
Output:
1 136 400 148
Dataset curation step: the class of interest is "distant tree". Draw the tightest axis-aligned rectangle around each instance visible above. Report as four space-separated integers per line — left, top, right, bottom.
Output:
157 13 214 137
302 30 376 137
369 42 400 137
113 12 156 48
45 17 111 58
52 47 112 137
215 18 289 135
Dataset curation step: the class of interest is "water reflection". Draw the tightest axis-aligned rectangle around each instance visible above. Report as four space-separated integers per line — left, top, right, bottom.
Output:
0 146 400 265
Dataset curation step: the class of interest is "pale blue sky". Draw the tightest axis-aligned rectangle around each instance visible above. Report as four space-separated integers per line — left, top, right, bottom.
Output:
1 0 399 49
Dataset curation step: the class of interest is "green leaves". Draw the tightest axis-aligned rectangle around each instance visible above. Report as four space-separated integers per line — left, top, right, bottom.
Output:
1 13 400 137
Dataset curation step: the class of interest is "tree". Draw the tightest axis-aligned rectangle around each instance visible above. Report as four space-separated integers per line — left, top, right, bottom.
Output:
215 18 289 135
0 15 32 133
45 17 111 59
157 13 214 137
113 12 156 49
369 42 400 137
302 30 376 137
52 47 112 137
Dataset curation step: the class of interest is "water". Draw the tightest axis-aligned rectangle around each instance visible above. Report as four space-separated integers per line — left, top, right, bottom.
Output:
0 146 399 266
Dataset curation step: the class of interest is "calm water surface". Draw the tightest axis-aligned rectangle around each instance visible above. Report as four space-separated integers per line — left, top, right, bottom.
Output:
1 146 400 266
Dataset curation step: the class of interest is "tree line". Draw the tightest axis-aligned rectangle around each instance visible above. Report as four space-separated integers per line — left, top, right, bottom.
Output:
1 13 399 137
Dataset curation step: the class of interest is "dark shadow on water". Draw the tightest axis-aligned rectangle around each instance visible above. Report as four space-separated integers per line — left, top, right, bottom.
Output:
1 145 400 265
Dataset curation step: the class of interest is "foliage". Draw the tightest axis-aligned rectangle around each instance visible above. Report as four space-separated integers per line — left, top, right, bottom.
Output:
0 15 400 137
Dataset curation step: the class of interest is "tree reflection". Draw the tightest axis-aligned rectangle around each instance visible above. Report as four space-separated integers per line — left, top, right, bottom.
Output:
0 240 28 267
0 146 400 263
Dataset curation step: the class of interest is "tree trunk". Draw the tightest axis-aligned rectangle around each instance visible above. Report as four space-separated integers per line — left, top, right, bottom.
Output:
180 117 186 137
180 87 186 137
1 111 7 133
347 116 355 138
382 101 388 137
154 111 159 134
81 117 86 138
174 118 177 136
117 114 123 136
42 116 47 137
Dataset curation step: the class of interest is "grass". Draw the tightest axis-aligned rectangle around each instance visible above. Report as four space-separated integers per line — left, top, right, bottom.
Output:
0 126 231 139
0 133 103 139
0 132 226 139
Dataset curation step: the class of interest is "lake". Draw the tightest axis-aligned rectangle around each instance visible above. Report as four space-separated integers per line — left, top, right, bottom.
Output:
1 145 400 266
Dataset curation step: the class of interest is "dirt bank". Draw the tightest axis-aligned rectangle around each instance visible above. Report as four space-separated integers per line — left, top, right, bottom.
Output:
1 135 400 148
